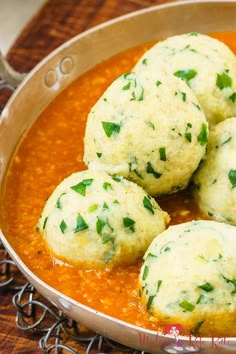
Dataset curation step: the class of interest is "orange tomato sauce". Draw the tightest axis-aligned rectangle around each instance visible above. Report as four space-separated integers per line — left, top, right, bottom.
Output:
1 32 236 332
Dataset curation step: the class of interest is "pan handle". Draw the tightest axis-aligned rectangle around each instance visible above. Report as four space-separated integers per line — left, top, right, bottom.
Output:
0 51 26 91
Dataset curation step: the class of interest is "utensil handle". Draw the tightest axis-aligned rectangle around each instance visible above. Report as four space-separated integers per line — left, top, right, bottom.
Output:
0 51 26 90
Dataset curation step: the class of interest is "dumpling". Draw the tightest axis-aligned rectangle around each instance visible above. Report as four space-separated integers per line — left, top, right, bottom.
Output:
37 170 169 268
139 220 236 336
84 70 207 196
193 117 236 225
134 32 236 126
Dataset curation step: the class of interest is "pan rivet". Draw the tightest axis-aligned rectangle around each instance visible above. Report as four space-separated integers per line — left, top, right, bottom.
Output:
60 57 74 75
45 69 58 87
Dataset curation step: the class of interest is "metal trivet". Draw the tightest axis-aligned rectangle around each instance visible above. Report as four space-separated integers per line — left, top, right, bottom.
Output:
1 240 141 353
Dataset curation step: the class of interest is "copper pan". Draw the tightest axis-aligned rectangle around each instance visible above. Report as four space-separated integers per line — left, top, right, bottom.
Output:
1 1 236 353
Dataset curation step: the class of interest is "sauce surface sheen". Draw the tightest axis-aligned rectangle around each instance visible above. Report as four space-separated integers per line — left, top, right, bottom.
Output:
1 31 236 332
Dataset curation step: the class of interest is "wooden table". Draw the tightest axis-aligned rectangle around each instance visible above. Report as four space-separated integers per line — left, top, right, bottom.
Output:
0 1 177 353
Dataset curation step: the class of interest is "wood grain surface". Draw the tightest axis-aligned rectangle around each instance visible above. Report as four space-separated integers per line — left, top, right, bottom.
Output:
0 1 177 353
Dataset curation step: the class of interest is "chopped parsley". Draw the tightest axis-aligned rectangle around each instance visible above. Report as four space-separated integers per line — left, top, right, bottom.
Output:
197 123 208 146
228 169 236 188
196 294 206 304
146 162 162 179
43 216 48 230
142 58 147 65
71 179 93 196
96 152 102 158
198 282 214 292
112 175 123 182
102 122 121 137
174 69 197 85
229 92 236 102
159 147 166 161
143 196 155 215
156 80 162 87
222 275 236 293
147 295 155 310
103 182 112 190
157 280 162 292
142 265 149 280
216 72 232 90
60 219 67 234
121 72 144 101
96 217 107 234
145 120 155 130
88 204 98 213
185 132 192 143
123 217 135 232
101 235 113 244
191 320 205 336
179 300 195 312
56 192 66 209
74 214 89 232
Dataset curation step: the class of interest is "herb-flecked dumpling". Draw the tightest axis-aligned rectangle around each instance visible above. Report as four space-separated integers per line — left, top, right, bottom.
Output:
193 117 236 225
139 220 236 337
83 71 208 197
134 32 236 126
37 170 170 268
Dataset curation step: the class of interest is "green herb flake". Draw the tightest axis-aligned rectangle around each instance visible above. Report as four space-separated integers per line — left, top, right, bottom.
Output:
157 280 162 292
196 294 206 304
192 102 201 111
102 121 121 137
113 199 119 204
216 72 232 90
103 182 112 190
128 78 145 101
191 320 205 336
181 91 187 102
122 82 131 90
174 69 197 85
123 217 136 232
185 132 192 143
229 92 236 102
142 265 149 280
142 58 147 65
228 169 236 188
159 147 166 161
198 282 214 292
103 202 109 210
60 219 67 234
179 300 195 312
96 152 102 158
88 204 98 213
156 80 162 87
147 252 158 260
56 192 66 209
145 120 155 130
197 123 208 146
147 295 155 311
189 32 199 36
221 136 232 146
74 214 89 233
112 175 123 182
146 162 162 179
43 216 48 230
96 217 106 234
71 179 93 197
143 196 155 215
222 275 236 293
101 235 113 244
